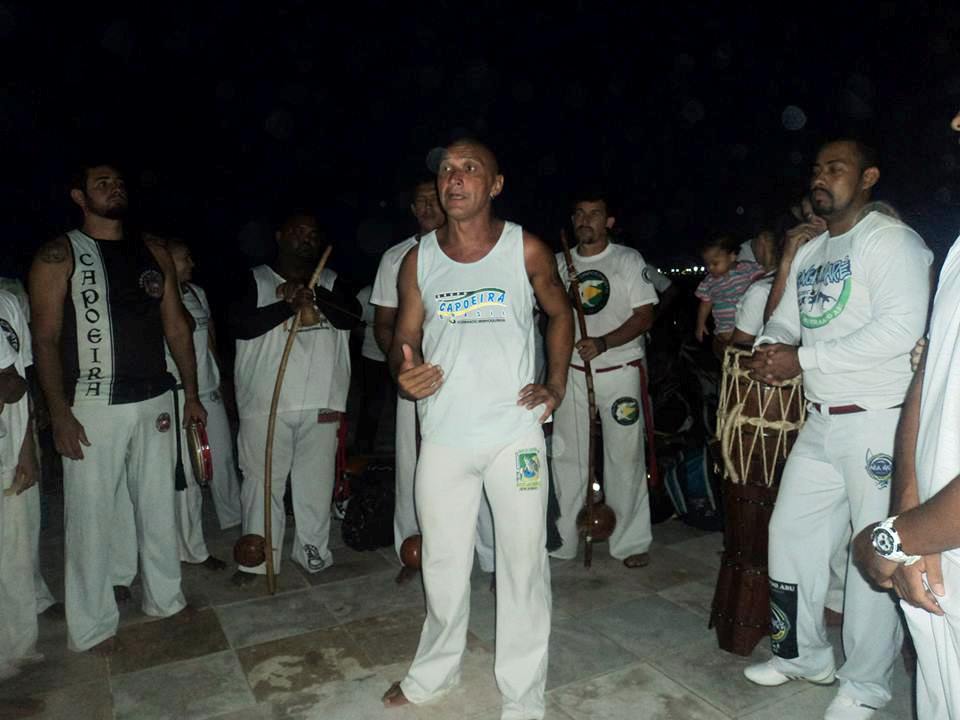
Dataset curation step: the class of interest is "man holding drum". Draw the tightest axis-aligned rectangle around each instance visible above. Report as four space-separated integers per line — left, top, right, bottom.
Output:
744 139 932 719
160 236 240 570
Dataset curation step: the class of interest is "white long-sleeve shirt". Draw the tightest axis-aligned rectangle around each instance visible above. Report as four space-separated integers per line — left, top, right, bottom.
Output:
758 211 932 408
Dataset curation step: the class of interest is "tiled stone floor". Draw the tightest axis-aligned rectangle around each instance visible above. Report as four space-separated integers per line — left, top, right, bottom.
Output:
1 495 917 719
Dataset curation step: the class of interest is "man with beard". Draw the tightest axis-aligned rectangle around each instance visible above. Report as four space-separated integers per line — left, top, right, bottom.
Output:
381 139 572 719
550 190 658 569
744 140 932 719
229 212 361 585
852 110 960 720
29 163 205 654
371 179 446 584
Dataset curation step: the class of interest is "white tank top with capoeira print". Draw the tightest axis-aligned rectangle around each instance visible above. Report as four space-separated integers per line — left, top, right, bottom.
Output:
416 220 540 448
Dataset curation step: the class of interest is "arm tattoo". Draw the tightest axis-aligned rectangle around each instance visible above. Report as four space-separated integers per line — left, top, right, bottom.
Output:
38 240 67 263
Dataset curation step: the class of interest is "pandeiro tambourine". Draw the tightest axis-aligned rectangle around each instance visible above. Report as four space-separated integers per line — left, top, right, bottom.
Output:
187 420 213 486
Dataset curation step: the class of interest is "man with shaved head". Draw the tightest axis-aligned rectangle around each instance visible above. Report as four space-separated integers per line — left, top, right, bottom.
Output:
743 140 933 719
382 139 573 719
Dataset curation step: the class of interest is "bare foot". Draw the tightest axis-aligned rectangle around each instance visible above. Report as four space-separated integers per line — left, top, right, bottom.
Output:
382 681 410 708
200 555 227 571
231 570 258 587
89 637 116 657
623 553 650 569
113 586 132 604
394 566 419 585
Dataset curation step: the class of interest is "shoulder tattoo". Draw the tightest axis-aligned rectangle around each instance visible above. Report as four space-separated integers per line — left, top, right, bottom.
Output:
38 238 68 264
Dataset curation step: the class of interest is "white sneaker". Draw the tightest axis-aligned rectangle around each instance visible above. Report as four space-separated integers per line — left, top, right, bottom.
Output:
743 659 836 687
824 694 877 720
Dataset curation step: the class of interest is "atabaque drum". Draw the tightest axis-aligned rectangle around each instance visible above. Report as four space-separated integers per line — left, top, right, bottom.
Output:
711 346 805 656
187 420 213 487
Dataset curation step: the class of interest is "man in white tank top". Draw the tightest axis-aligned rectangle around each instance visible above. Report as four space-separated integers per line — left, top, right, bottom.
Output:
163 238 241 569
371 179 445 583
743 140 932 719
852 109 960 720
29 163 206 655
371 178 498 585
230 213 361 585
381 140 573 720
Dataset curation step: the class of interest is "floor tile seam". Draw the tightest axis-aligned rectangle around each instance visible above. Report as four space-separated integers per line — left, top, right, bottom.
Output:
645 652 806 719
545 658 653 698
209 585 316 615
108 647 243 683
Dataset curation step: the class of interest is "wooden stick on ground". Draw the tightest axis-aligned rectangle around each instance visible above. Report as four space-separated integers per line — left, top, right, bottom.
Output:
263 246 332 594
559 230 600 568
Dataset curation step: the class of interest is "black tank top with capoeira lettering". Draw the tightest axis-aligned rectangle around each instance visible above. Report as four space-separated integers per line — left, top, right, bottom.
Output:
62 230 175 405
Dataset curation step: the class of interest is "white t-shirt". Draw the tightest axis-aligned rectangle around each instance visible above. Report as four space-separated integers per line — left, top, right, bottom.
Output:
644 265 673 295
165 283 220 395
0 290 31 476
371 236 419 310
356 285 385 362
738 239 756 263
915 235 960 562
234 265 351 417
734 274 774 338
556 242 659 367
0 277 29 319
759 212 933 408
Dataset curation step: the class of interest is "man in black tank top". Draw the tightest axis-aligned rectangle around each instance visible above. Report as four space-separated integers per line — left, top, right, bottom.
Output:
29 163 206 655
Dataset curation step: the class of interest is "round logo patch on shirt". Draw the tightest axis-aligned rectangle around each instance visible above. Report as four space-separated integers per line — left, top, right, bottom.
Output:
0 318 19 353
576 269 610 315
797 256 852 329
139 269 165 299
611 397 640 426
156 412 172 432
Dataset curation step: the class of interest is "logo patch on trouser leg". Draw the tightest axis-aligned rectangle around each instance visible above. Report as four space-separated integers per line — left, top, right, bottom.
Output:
515 448 542 491
769 578 799 659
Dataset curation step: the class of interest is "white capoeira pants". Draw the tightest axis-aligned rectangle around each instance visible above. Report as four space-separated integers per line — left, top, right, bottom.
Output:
767 408 902 709
393 394 495 573
551 363 650 560
29 425 56 613
204 391 242 529
174 389 242 562
0 469 40 679
393 395 419 558
401 427 551 720
904 555 960 719
238 409 338 575
64 393 186 651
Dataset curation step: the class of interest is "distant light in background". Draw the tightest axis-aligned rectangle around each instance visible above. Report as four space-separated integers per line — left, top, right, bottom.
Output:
736 206 744 215
782 105 807 131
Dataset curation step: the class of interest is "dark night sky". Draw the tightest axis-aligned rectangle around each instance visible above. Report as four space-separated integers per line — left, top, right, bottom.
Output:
3 1 960 293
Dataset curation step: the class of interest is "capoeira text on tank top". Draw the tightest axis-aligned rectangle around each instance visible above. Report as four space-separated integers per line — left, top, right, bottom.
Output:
62 230 175 405
416 221 540 448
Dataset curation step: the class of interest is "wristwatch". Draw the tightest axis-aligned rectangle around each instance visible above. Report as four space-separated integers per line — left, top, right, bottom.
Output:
871 516 922 565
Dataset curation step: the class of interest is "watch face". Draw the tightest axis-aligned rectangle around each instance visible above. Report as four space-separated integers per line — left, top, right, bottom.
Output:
874 528 896 555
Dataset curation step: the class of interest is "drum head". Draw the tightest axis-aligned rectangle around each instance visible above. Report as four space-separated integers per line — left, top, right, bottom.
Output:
187 421 213 486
